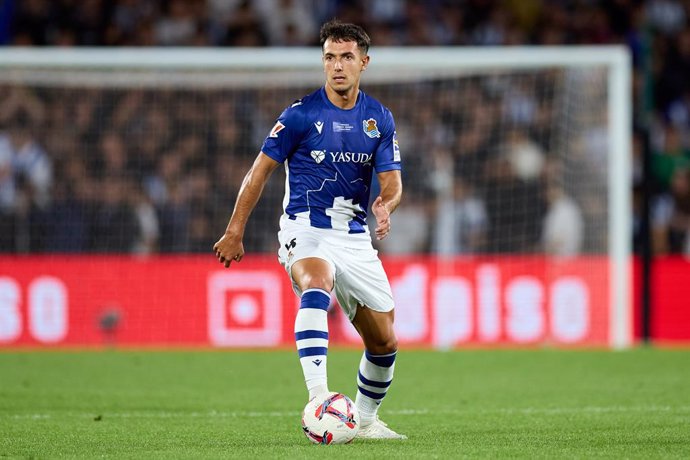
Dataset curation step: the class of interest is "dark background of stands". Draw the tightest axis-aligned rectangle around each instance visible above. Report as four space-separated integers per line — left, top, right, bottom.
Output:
0 0 689 261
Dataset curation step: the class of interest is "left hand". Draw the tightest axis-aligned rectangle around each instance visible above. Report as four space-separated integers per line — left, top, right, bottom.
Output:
371 196 391 240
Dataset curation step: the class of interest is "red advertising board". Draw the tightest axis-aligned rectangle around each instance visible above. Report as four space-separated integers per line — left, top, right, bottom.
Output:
0 255 628 348
632 257 690 344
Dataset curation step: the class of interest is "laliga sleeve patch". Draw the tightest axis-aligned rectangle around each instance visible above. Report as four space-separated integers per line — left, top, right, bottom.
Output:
269 121 286 138
393 131 401 162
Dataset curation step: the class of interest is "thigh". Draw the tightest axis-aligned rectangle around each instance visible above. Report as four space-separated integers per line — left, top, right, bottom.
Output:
278 227 336 296
332 246 394 321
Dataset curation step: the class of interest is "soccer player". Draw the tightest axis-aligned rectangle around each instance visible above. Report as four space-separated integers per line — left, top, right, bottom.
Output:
213 20 405 440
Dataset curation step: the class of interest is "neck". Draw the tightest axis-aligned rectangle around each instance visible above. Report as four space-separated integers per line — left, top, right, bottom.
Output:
324 85 359 109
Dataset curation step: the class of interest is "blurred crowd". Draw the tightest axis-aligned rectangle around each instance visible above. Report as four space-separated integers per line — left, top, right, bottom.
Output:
0 0 689 256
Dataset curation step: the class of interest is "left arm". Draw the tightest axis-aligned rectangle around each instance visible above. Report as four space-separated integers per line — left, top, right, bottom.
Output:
371 169 402 240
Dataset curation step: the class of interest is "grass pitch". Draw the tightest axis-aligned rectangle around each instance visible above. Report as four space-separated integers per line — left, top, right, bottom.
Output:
1 348 689 459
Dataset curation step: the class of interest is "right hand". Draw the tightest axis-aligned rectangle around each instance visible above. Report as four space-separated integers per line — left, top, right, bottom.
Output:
213 232 245 268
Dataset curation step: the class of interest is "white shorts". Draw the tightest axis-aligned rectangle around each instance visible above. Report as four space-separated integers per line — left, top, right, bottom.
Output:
277 221 395 320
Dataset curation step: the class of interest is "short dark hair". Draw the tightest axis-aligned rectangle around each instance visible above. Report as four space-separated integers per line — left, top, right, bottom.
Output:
319 19 370 55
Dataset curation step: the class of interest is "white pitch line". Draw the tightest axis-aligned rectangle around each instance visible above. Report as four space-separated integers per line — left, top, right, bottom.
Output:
5 406 690 420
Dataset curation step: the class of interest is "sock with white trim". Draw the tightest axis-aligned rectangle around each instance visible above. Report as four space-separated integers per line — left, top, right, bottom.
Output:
294 288 331 400
356 350 397 425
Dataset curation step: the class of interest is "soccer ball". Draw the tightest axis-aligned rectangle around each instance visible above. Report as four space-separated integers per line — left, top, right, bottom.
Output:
301 392 360 444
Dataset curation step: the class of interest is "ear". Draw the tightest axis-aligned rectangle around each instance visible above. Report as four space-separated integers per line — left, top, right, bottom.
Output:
361 55 370 71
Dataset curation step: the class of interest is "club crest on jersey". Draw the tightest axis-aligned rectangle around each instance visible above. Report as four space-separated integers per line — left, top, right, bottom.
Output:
269 121 285 138
363 118 380 138
311 150 326 164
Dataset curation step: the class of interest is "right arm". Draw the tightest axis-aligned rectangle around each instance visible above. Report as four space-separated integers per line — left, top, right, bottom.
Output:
213 152 280 267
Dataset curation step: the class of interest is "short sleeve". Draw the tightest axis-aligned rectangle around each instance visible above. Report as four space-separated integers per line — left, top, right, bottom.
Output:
260 104 305 163
374 109 402 173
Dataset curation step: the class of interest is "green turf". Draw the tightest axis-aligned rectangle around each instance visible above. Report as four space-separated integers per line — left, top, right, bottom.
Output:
1 348 689 459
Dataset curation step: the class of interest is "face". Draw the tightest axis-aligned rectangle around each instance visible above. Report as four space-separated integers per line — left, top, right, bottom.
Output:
322 38 369 95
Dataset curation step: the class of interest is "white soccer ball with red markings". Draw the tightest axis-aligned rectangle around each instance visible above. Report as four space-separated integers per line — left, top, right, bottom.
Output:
301 392 360 444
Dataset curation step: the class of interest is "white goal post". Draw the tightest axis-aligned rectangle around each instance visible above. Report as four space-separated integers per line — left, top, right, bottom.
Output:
0 46 632 349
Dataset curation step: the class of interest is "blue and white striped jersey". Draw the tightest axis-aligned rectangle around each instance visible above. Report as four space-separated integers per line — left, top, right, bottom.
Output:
261 87 401 235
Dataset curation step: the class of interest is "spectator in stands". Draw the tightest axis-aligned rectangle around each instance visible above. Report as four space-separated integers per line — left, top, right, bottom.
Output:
657 28 690 115
0 87 46 128
218 0 268 46
187 209 214 252
12 173 49 252
210 154 253 246
402 1 438 46
0 132 15 251
131 182 160 255
470 6 510 46
1 114 52 210
109 0 159 46
207 0 240 43
112 92 171 175
95 131 130 179
44 159 92 252
645 0 687 36
667 89 690 138
652 167 690 254
484 129 546 253
432 176 488 256
450 83 497 189
144 151 184 206
376 195 431 255
652 123 690 191
90 175 139 252
153 0 201 46
503 77 539 128
11 0 51 45
55 0 108 46
504 128 545 183
212 98 255 159
542 182 584 257
253 0 317 46
433 2 466 45
157 182 191 253
185 167 213 212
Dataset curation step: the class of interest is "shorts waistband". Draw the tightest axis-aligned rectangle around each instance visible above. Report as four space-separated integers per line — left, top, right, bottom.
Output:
279 217 373 249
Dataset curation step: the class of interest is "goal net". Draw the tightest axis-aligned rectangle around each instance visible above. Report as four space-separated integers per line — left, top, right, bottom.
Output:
0 47 631 348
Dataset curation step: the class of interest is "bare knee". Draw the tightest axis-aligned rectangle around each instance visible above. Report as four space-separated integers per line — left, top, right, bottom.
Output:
291 258 333 292
366 335 398 355
297 273 332 292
